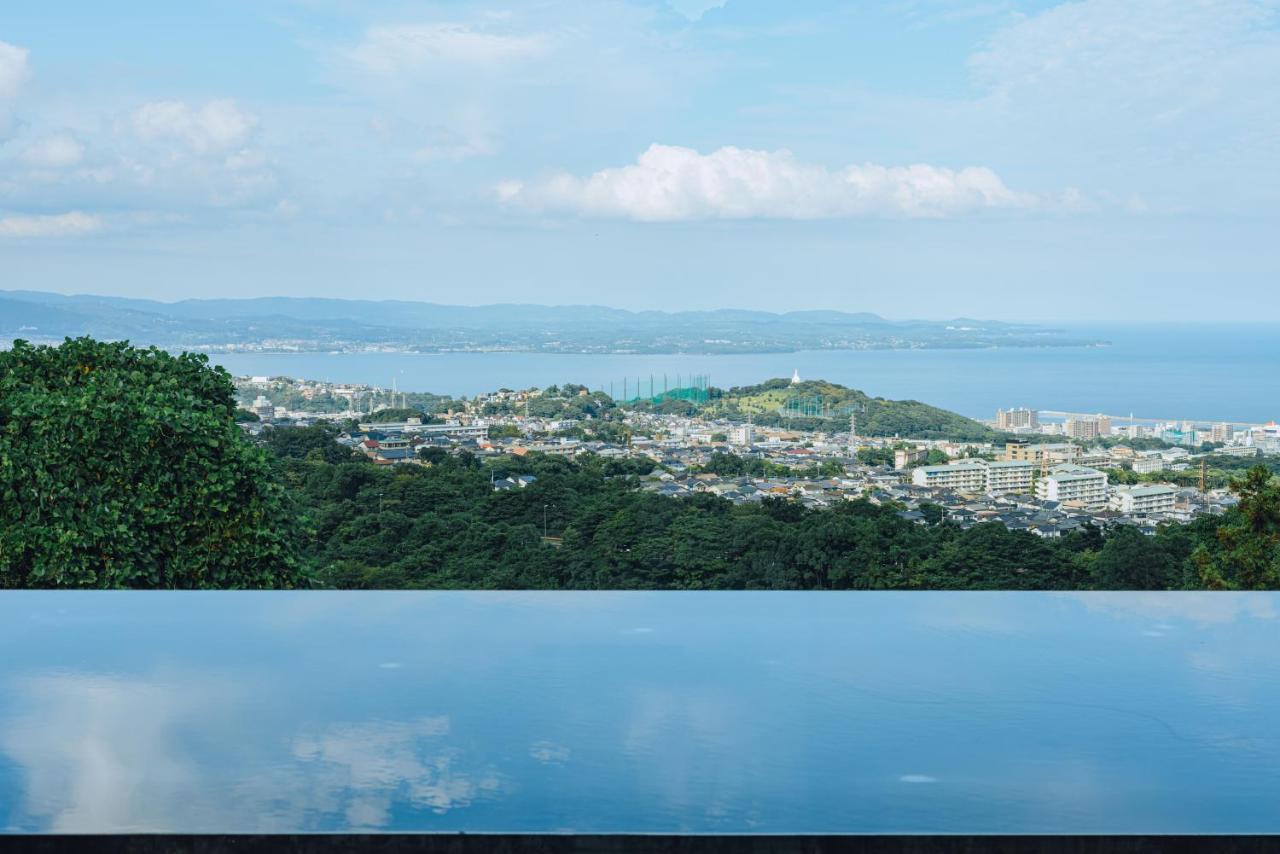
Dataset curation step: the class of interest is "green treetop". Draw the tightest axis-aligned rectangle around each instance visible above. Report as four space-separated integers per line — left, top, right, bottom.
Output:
0 338 306 588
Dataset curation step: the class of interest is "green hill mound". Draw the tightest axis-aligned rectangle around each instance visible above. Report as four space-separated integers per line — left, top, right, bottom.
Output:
706 378 995 441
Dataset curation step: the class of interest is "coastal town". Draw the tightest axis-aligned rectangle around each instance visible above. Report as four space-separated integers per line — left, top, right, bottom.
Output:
236 373 1280 538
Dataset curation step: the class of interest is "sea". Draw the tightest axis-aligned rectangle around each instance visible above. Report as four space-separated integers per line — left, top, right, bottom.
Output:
208 324 1280 425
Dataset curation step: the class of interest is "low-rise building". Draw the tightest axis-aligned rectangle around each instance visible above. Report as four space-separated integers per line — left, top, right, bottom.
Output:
1004 441 1082 467
1110 484 1177 516
894 448 927 470
984 459 1038 494
911 460 988 493
1035 464 1109 507
910 458 1037 495
1132 455 1166 474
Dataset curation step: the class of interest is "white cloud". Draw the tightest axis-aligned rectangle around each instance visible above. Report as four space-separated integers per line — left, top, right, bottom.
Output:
349 24 550 75
669 0 727 21
0 211 101 238
131 99 257 155
0 40 29 134
412 126 495 162
20 133 85 168
528 740 571 763
0 40 28 101
971 0 1277 98
224 148 267 171
1061 592 1277 625
1 673 505 833
500 143 1039 221
0 674 231 832
966 0 1280 201
291 716 502 825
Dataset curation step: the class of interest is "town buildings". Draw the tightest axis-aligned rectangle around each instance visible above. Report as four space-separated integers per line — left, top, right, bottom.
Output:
234 373 1253 532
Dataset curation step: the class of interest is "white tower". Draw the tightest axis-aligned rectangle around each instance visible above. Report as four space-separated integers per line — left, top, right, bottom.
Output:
791 369 802 385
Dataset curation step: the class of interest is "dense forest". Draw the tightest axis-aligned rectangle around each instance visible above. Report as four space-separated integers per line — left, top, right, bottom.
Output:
3 338 1277 590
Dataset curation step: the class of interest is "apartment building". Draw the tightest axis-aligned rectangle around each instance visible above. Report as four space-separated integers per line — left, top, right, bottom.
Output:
911 460 988 493
1079 448 1112 469
911 459 1037 495
1132 455 1166 474
1064 414 1112 440
984 460 1038 494
731 423 755 447
1035 464 1109 507
894 448 927 470
1109 484 1177 516
1004 441 1082 466
995 408 1039 430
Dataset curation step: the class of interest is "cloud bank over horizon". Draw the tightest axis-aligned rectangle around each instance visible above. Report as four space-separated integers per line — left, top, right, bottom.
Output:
499 143 1061 221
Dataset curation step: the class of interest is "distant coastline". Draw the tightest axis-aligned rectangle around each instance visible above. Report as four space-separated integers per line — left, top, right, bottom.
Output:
174 340 1113 356
0 290 1106 355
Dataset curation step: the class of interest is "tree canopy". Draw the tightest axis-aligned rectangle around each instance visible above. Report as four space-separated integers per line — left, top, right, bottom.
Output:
0 338 306 588
1194 466 1280 589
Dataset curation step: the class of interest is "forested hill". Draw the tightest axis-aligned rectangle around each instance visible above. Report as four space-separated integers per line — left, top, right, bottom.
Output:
695 378 996 441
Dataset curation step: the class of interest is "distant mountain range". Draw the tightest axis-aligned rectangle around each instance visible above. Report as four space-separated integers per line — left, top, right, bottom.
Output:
0 290 1104 354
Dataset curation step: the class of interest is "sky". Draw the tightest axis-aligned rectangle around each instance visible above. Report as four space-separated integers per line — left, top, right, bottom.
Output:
1 0 1279 321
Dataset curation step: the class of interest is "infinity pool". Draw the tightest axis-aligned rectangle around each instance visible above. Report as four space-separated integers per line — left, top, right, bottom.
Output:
1 592 1276 834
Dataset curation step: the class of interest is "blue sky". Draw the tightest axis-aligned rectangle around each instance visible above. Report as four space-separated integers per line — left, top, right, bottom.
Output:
1 0 1278 321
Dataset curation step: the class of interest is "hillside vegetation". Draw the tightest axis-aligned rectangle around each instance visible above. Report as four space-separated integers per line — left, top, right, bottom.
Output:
703 378 997 441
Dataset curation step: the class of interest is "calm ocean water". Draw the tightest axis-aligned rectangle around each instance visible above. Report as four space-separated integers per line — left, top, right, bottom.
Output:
1 592 1277 834
209 324 1280 424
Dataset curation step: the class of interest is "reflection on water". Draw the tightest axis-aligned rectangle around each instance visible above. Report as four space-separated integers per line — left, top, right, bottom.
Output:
0 592 1277 834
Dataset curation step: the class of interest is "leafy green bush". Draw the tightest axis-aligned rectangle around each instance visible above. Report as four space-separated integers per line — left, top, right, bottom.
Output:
0 338 306 588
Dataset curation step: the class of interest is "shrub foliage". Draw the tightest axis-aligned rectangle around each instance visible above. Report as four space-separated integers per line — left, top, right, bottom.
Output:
0 338 304 588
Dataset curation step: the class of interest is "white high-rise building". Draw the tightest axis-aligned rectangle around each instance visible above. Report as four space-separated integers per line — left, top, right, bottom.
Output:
996 408 1038 430
252 395 274 420
1065 414 1112 440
